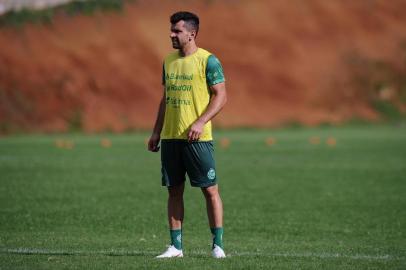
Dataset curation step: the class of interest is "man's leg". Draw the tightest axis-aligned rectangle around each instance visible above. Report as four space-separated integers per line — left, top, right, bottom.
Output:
201 184 225 257
168 183 185 250
201 184 223 228
168 182 185 230
156 182 185 258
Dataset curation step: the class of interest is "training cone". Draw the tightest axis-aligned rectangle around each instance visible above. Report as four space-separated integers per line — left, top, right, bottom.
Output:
326 137 337 147
265 137 276 146
220 137 231 149
64 140 75 149
100 138 112 148
309 136 321 145
55 139 65 148
55 139 74 149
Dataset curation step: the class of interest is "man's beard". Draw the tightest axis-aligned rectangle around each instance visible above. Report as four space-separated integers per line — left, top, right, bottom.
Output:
171 38 180 49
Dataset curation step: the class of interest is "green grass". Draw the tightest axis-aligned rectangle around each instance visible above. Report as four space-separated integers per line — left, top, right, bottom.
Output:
0 125 405 269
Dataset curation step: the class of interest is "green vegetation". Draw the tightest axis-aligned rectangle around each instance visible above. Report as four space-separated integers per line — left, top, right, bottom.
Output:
345 47 406 122
1 126 405 269
0 8 54 26
372 100 403 122
67 110 83 132
0 0 129 27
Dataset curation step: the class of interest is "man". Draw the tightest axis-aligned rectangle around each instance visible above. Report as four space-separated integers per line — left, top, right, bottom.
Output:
148 11 227 258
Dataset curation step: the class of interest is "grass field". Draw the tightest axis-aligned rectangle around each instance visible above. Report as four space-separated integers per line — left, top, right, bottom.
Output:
0 125 405 269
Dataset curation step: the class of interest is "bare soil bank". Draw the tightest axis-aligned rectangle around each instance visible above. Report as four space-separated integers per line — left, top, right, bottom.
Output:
1 0 406 133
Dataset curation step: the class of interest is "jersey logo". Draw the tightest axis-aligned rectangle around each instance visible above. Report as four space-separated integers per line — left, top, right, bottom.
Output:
207 168 216 180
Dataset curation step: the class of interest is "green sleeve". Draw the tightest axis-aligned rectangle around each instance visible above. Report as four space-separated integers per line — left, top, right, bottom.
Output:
206 55 225 86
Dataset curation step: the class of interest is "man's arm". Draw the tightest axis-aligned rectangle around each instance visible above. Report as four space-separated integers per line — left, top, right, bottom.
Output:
187 82 227 142
148 90 166 152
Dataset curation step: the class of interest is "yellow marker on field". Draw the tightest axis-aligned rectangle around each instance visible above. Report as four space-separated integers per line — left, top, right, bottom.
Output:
265 137 276 146
55 139 74 149
55 139 65 148
220 137 231 149
309 136 321 145
100 138 112 148
326 137 337 147
64 140 75 149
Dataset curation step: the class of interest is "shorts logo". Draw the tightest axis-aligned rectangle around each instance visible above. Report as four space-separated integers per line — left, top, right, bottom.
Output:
207 168 216 180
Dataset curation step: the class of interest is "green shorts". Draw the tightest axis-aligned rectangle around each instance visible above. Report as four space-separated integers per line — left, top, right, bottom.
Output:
161 139 217 187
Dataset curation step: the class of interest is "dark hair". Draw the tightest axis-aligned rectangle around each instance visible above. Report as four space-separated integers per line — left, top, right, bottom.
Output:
170 11 199 35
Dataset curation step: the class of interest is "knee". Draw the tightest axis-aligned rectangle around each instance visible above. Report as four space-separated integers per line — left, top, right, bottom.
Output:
202 185 219 200
168 185 184 199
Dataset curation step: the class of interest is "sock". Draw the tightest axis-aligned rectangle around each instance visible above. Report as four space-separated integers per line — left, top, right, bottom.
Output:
210 227 224 249
170 229 182 250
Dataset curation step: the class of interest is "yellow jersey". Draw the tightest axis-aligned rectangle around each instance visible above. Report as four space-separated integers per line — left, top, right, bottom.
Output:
161 48 224 141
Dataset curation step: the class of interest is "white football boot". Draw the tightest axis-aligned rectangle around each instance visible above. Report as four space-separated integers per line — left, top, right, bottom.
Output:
211 244 226 258
156 245 183 258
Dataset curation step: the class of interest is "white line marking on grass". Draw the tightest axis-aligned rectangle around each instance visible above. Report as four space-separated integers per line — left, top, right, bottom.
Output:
0 248 402 261
232 251 397 261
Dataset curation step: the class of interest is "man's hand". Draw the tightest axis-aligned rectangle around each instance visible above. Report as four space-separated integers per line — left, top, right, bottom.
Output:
148 133 161 152
188 119 205 142
186 82 226 143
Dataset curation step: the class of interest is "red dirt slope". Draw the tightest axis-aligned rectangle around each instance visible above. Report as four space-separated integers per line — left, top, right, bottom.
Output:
1 0 406 133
